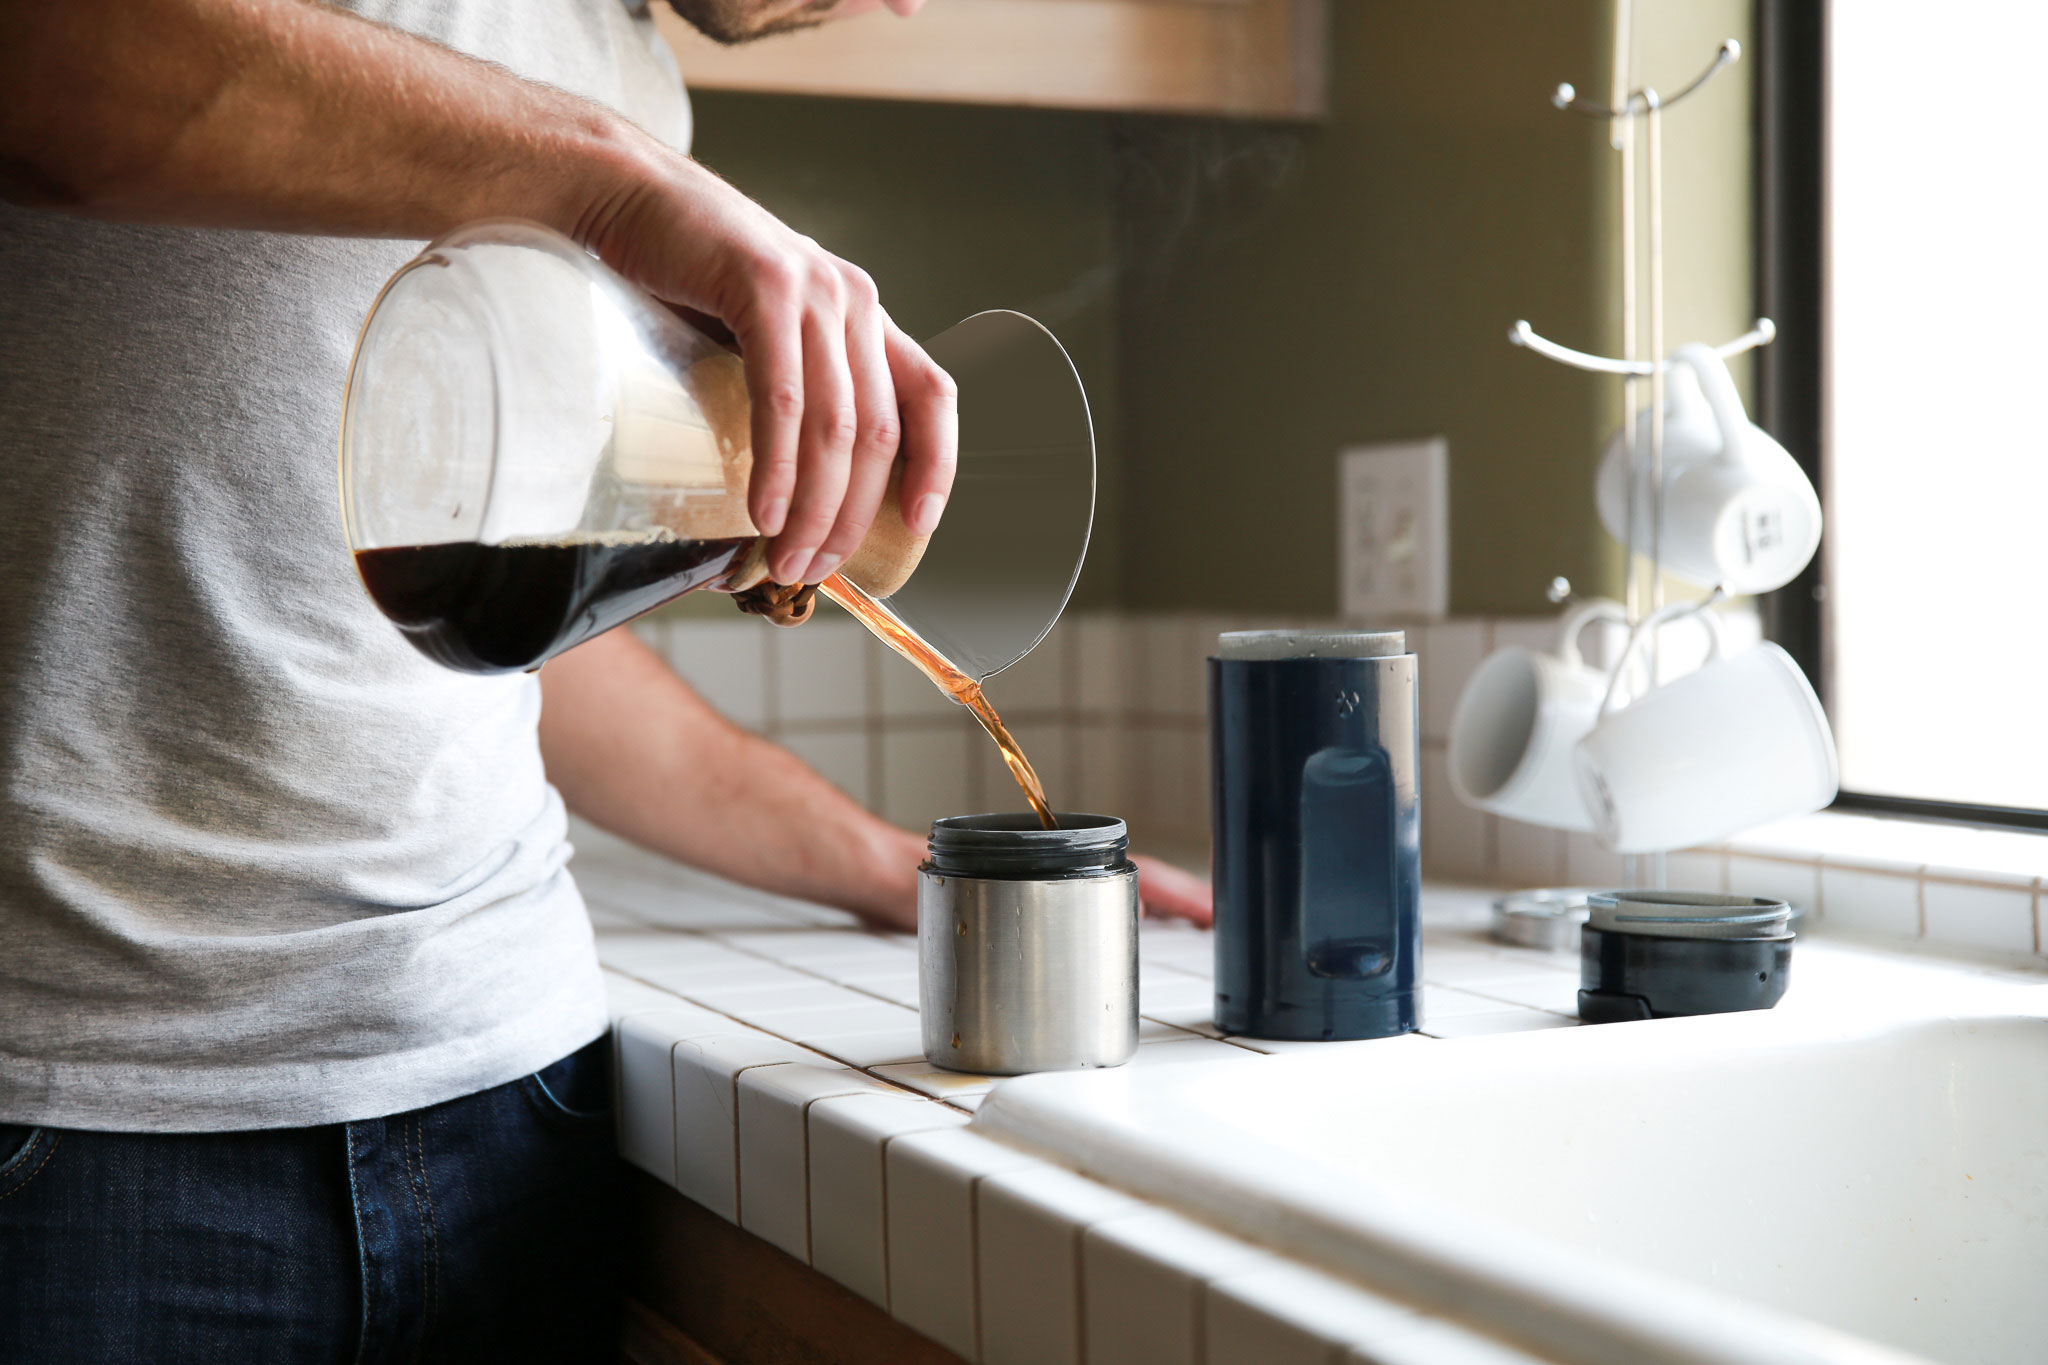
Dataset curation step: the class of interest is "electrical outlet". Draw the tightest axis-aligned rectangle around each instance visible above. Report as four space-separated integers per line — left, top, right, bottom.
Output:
1339 438 1448 620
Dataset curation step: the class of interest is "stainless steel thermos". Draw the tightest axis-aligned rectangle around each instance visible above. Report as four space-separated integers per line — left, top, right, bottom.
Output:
1209 630 1421 1040
919 813 1139 1074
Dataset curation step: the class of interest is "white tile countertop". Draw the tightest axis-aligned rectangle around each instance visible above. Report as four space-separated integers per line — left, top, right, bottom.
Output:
579 829 2047 1365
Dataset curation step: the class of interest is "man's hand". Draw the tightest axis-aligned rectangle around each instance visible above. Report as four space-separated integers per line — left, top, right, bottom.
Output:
1132 854 1214 926
583 170 957 586
0 0 955 583
539 631 1215 934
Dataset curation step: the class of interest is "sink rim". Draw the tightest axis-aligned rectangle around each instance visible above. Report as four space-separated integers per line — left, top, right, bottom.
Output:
975 1002 2044 1365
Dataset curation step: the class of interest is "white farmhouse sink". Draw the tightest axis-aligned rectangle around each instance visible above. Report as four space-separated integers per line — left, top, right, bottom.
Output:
977 993 2048 1365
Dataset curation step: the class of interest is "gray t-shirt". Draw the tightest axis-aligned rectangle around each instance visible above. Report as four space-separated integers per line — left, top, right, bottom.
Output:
0 0 692 1131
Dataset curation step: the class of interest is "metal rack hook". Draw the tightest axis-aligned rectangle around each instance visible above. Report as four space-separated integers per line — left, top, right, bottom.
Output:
1506 317 1775 377
1551 39 1741 120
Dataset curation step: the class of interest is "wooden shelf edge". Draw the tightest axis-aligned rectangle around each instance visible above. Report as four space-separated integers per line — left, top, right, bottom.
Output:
659 0 1328 121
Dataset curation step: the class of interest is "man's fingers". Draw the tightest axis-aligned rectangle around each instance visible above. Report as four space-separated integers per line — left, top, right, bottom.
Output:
884 323 957 538
739 286 804 539
770 306 856 584
1132 853 1214 927
810 284 899 577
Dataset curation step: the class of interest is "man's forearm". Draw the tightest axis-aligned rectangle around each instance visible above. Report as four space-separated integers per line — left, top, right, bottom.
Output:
3 0 963 588
536 629 924 930
0 0 654 242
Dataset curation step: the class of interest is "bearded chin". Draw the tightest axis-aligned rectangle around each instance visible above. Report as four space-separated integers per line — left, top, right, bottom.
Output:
666 0 838 45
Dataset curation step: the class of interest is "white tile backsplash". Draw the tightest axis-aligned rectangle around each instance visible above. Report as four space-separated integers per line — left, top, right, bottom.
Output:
650 608 2048 966
1908 824 2048 886
1073 612 1129 715
1422 747 1490 881
641 617 771 731
1726 855 1820 917
1663 849 1728 894
985 619 1068 715
1135 615 1201 719
1921 879 2037 955
1074 720 1131 819
1565 831 1628 889
1820 866 1922 940
779 729 871 806
774 618 871 724
879 722 974 830
876 645 959 720
1418 619 1487 744
1493 818 1564 888
1135 726 1195 844
1486 617 1556 655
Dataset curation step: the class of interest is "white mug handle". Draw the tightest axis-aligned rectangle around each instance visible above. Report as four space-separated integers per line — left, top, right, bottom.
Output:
1552 597 1628 671
1676 342 1753 469
1596 593 1728 721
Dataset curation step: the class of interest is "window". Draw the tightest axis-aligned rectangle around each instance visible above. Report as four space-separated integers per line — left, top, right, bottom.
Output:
1759 1 2048 828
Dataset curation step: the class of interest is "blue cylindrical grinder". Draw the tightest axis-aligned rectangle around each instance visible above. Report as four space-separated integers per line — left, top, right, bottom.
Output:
1209 630 1420 1040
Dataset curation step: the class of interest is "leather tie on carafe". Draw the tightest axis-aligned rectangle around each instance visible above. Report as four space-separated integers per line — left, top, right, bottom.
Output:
683 352 932 627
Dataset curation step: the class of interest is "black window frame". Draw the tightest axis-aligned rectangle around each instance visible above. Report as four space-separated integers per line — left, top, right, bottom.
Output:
1754 0 2048 832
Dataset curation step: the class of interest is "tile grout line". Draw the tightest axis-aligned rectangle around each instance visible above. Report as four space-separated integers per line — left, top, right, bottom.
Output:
762 619 782 737
723 1057 796 1228
799 1091 821 1265
875 1129 901 1313
1070 1208 1093 1365
967 1167 998 1363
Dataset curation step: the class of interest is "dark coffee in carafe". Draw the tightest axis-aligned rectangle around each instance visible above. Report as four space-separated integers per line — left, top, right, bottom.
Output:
354 531 748 674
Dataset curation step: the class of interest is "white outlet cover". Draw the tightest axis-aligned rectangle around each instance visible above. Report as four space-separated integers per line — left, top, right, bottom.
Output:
1339 438 1449 621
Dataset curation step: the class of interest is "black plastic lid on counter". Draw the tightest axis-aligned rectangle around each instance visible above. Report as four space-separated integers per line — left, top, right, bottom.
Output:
924 812 1133 879
1578 924 1794 1024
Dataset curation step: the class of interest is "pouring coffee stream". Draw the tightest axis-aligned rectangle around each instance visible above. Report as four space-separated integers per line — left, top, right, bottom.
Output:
820 573 1057 830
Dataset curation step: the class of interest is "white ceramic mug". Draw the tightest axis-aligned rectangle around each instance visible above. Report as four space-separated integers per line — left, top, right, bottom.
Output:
1595 361 1721 545
1595 345 1822 594
1573 622 1838 854
1448 600 1628 831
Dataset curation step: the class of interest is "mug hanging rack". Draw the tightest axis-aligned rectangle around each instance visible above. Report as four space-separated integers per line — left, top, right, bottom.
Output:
1507 21 1768 882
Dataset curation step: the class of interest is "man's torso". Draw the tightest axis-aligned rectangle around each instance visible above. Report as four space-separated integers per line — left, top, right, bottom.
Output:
0 0 690 1130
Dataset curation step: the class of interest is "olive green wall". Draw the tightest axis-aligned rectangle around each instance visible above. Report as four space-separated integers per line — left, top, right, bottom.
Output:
1115 0 1751 617
680 0 1752 619
1115 1 1614 615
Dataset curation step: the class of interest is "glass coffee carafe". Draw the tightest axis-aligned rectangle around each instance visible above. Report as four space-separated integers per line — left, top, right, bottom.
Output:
339 219 1095 684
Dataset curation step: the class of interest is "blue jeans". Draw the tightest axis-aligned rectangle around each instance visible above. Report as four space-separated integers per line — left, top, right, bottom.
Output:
0 1037 622 1363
